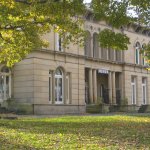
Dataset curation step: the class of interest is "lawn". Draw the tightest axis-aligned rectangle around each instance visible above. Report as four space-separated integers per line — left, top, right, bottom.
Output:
0 114 150 150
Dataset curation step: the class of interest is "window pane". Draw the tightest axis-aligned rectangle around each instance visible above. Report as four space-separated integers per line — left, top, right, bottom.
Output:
49 76 51 101
58 78 62 102
55 78 57 101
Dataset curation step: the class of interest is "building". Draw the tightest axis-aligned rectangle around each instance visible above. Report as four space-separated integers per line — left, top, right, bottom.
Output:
0 16 150 114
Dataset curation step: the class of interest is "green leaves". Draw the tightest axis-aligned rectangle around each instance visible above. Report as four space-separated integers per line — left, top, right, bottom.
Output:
0 0 85 67
98 29 130 51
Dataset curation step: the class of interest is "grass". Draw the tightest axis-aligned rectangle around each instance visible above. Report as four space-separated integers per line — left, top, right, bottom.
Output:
0 114 150 150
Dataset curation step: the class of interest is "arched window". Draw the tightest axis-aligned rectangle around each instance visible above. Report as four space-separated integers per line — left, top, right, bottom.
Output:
135 42 141 64
55 68 63 104
0 66 11 101
142 44 146 66
93 33 99 58
84 31 91 57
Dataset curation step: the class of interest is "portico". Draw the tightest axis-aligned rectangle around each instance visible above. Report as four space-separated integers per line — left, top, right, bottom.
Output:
85 67 122 105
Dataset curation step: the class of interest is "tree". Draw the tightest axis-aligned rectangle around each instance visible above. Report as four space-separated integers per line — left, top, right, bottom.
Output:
0 0 85 66
0 0 150 66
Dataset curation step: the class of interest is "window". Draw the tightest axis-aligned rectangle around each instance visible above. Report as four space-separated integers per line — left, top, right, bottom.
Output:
84 31 91 57
116 50 122 62
142 78 147 105
0 66 11 101
49 71 52 102
108 48 114 61
101 47 107 59
56 33 63 51
131 76 136 105
142 44 146 66
55 68 63 104
66 74 70 104
135 42 141 64
93 33 99 58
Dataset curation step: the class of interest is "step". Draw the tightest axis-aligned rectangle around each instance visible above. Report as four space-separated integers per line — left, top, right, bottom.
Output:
138 105 150 113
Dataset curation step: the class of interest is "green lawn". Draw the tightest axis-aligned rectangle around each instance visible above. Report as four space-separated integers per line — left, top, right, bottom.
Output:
0 114 150 150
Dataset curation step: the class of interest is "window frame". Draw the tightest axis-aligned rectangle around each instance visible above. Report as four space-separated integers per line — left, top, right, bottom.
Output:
142 78 147 105
49 71 52 102
131 76 136 105
135 42 141 65
0 66 11 101
55 33 63 52
55 68 64 104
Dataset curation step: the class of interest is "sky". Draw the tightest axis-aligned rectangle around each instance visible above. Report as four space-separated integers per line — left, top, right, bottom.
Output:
83 0 91 3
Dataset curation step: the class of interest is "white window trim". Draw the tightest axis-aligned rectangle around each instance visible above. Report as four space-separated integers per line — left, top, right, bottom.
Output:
131 77 136 105
55 72 64 104
49 73 52 103
142 78 147 105
66 75 70 104
135 47 140 65
55 33 63 52
0 72 11 102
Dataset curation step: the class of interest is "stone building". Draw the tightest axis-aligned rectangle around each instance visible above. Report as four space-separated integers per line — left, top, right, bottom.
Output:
0 16 150 114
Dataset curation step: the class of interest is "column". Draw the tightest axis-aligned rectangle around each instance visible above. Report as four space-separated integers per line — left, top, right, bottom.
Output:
93 69 97 103
89 68 93 103
119 73 124 100
112 71 116 104
4 76 6 100
108 71 112 104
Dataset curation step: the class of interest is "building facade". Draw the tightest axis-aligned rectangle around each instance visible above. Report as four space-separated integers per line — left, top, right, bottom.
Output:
0 18 150 114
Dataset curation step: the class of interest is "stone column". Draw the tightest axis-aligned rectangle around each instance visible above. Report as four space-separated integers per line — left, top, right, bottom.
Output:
112 71 116 104
119 73 124 100
4 76 6 100
108 71 112 104
93 69 97 103
89 68 93 103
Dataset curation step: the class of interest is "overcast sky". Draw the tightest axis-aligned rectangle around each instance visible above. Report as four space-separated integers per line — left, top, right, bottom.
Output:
83 0 91 3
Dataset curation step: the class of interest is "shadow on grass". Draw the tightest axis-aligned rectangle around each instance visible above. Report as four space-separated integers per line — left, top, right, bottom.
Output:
0 115 150 149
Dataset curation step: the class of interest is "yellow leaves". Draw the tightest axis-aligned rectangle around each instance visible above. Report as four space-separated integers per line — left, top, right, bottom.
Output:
8 15 20 21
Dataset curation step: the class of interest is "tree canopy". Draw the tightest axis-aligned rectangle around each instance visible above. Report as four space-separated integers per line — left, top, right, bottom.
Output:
0 0 150 66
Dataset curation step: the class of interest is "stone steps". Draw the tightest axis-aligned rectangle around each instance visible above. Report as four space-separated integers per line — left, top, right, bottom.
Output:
0 104 14 114
86 104 110 113
138 105 150 113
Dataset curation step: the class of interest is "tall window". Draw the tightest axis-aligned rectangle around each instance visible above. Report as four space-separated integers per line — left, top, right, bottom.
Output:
56 33 63 51
101 47 107 59
131 76 136 105
55 68 63 104
0 66 11 101
108 48 114 61
84 31 91 57
66 74 70 104
142 78 147 105
116 50 122 62
135 42 141 64
49 71 52 102
93 33 99 58
142 44 146 66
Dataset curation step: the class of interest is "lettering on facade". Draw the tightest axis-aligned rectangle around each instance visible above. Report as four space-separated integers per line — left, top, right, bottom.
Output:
98 69 109 74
